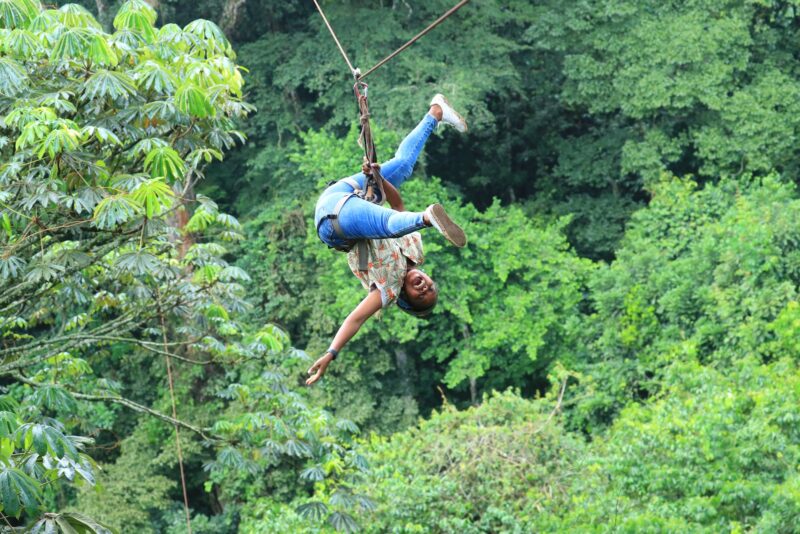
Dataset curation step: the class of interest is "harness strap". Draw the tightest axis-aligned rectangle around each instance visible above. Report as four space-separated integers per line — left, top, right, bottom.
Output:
319 193 370 272
330 193 354 240
341 177 361 191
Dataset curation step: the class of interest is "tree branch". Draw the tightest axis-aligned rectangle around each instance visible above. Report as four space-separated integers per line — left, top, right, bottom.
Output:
12 372 218 442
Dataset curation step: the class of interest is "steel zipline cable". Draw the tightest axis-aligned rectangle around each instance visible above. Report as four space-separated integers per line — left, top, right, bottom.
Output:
311 0 470 81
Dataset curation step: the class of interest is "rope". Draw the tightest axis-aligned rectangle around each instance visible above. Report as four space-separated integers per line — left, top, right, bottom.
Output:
311 0 358 77
156 288 193 534
358 0 471 80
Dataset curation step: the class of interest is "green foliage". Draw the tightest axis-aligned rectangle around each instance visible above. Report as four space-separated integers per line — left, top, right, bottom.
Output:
548 359 800 532
572 174 800 430
326 389 581 534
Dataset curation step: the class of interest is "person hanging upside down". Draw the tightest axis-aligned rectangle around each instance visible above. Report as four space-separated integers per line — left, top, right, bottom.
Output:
306 94 468 386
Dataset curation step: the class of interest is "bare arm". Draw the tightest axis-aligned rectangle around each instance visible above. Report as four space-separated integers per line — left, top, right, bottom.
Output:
362 162 404 211
382 179 405 212
306 289 383 386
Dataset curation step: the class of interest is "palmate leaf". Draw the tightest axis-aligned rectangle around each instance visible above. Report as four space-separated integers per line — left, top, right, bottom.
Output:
31 511 117 534
82 69 138 102
175 82 214 118
115 0 156 26
30 385 78 414
57 4 101 30
0 57 27 95
0 256 25 281
65 186 103 214
37 125 81 158
111 27 147 49
284 439 312 458
24 262 65 283
92 195 142 229
5 28 43 58
28 9 59 35
0 412 19 439
130 178 174 218
0 0 31 29
15 120 48 150
87 33 118 67
113 250 160 276
183 19 231 56
15 423 78 459
142 100 179 123
81 126 121 146
184 205 216 232
143 146 185 181
51 28 91 61
299 466 325 482
113 7 155 43
135 60 177 94
329 512 360 533
296 501 328 522
0 467 41 518
130 137 167 157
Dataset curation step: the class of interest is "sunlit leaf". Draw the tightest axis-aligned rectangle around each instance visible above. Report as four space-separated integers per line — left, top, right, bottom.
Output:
175 82 214 118
144 145 185 181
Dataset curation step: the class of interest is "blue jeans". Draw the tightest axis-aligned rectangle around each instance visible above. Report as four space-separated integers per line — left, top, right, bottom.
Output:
315 113 437 248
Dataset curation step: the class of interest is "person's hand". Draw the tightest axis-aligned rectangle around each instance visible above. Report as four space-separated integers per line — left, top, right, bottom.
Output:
306 352 335 386
361 161 381 176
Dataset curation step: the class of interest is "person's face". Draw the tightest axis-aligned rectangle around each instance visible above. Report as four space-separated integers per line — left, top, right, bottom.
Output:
403 269 437 309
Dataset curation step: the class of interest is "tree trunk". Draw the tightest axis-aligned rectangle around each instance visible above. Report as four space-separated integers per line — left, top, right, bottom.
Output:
469 376 477 405
394 348 412 397
94 0 110 31
220 0 248 37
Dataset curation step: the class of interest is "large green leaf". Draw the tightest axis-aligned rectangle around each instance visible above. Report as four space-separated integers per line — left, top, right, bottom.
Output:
30 385 78 413
134 60 177 94
143 146 186 181
92 194 142 229
0 0 31 29
4 28 43 58
114 0 156 26
0 467 41 518
113 250 161 276
175 82 215 118
37 124 81 158
82 69 138 101
51 28 90 61
87 32 118 67
112 6 155 43
15 422 78 459
31 512 117 534
130 177 174 218
183 18 231 56
0 57 27 95
57 3 101 30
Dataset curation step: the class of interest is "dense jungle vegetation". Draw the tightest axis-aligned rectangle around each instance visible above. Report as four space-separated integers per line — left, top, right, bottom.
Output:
2 0 800 531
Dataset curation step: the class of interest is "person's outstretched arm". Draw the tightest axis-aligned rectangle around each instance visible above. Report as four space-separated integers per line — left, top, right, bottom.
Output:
306 289 383 386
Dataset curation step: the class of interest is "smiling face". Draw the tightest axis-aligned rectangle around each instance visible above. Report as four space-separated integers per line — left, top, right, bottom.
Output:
402 268 438 310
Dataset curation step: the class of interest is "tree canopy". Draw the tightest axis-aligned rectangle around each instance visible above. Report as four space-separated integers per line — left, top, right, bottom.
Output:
3 0 800 531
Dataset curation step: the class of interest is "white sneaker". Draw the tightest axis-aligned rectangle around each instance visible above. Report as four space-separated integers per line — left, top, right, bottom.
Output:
424 204 467 247
430 94 468 133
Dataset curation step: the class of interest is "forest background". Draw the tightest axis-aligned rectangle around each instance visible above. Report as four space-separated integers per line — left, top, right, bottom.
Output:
3 0 800 532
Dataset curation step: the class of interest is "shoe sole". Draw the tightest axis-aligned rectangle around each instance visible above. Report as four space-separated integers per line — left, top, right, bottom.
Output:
435 94 468 132
429 204 467 247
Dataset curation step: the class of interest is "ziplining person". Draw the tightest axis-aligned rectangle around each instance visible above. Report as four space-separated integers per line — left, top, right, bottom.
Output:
306 95 468 386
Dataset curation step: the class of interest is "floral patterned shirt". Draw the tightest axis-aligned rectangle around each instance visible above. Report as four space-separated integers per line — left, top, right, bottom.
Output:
347 232 424 308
